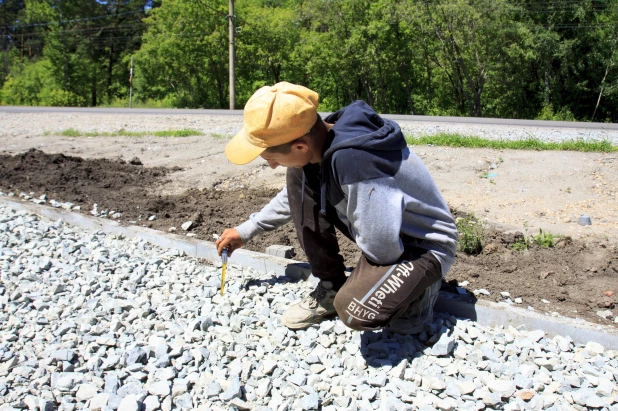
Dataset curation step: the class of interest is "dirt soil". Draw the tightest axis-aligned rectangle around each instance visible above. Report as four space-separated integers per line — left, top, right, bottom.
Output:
1 138 617 328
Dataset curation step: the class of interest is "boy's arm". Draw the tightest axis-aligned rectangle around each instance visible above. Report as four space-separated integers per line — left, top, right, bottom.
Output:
234 187 292 243
342 178 405 265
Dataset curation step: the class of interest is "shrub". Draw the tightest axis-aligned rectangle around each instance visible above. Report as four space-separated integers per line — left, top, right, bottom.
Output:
456 215 484 255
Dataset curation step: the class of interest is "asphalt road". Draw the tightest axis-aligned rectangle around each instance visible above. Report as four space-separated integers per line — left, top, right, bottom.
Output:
1 105 617 130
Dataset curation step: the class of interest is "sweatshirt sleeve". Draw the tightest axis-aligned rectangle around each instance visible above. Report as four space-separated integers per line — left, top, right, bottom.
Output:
341 177 405 265
234 187 292 243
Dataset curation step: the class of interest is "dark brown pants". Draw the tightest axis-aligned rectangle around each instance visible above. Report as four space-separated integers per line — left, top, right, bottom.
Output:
287 166 442 330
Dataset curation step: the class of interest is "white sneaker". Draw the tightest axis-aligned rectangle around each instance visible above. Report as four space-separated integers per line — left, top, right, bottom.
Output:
281 281 337 329
386 280 442 335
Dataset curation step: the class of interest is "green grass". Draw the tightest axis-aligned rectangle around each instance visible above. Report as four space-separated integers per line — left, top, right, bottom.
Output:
512 235 533 251
532 228 558 248
58 128 85 137
512 227 559 250
55 128 203 137
456 214 484 255
152 129 202 137
405 133 617 153
99 97 177 109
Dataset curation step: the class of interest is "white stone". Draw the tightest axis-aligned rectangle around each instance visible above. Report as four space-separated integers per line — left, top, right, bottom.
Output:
585 341 605 355
148 381 171 397
456 380 477 395
117 395 141 411
527 330 545 342
596 377 616 396
436 397 458 411
586 395 609 408
76 384 98 401
89 393 110 411
143 396 160 411
487 380 516 398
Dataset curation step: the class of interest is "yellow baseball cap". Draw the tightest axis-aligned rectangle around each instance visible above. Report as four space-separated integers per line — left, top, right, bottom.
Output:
225 82 319 165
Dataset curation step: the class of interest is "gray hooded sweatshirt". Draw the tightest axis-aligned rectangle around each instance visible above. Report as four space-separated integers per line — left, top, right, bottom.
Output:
235 101 458 275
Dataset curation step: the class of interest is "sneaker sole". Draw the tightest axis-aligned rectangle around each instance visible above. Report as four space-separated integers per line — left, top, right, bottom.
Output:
281 310 338 330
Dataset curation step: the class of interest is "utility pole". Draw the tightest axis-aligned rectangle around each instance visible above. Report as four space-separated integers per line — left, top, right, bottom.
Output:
129 56 133 108
228 0 235 110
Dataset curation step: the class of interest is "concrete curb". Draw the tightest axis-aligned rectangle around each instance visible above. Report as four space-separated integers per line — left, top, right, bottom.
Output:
0 197 311 281
2 196 618 349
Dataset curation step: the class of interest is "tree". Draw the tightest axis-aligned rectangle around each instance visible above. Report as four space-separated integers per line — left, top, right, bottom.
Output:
134 0 228 108
0 0 26 88
234 0 302 104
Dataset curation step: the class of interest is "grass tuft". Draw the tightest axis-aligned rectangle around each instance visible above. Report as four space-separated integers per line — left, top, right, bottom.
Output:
58 128 82 137
55 128 203 138
456 214 484 255
405 133 617 153
512 235 532 251
532 228 558 248
152 129 202 137
512 226 559 250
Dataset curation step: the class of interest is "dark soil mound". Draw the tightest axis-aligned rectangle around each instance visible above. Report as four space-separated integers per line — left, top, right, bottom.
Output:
0 148 174 206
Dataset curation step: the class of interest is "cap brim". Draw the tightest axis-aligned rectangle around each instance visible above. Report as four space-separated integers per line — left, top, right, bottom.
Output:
225 128 267 165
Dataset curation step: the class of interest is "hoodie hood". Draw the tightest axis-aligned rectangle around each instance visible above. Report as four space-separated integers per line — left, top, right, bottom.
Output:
323 100 407 160
314 101 407 215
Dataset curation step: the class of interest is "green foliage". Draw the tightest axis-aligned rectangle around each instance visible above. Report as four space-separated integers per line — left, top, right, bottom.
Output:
100 96 177 109
511 226 558 250
1 0 617 121
58 128 83 137
55 128 203 137
210 133 232 140
535 104 577 121
1 58 85 106
456 215 484 255
532 229 558 248
133 0 229 108
512 235 532 251
152 129 202 137
2 0 152 106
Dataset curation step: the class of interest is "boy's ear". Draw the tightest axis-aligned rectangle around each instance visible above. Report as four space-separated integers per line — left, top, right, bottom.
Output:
292 140 309 153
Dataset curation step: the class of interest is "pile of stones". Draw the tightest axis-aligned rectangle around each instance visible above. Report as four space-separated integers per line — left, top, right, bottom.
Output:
1 205 617 411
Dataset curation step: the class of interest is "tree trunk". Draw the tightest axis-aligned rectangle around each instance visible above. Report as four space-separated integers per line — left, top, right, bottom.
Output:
360 72 374 107
91 66 97 107
61 23 69 90
107 44 114 103
544 60 551 106
592 40 616 122
400 62 415 114
424 45 433 103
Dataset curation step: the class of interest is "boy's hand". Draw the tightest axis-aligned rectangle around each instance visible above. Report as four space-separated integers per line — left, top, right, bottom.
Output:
216 228 244 256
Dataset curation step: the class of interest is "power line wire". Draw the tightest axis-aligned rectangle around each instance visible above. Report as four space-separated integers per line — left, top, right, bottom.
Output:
0 10 146 30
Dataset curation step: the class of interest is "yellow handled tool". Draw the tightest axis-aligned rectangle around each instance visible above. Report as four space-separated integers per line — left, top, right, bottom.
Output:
220 248 228 295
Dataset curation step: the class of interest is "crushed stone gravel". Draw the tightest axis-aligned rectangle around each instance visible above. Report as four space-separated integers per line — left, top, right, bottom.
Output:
1 205 618 410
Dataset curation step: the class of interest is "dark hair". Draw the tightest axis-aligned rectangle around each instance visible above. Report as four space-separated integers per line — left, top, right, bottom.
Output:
264 115 323 154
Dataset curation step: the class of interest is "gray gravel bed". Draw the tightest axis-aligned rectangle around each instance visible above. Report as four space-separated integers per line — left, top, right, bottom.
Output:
1 205 618 411
1 113 617 145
